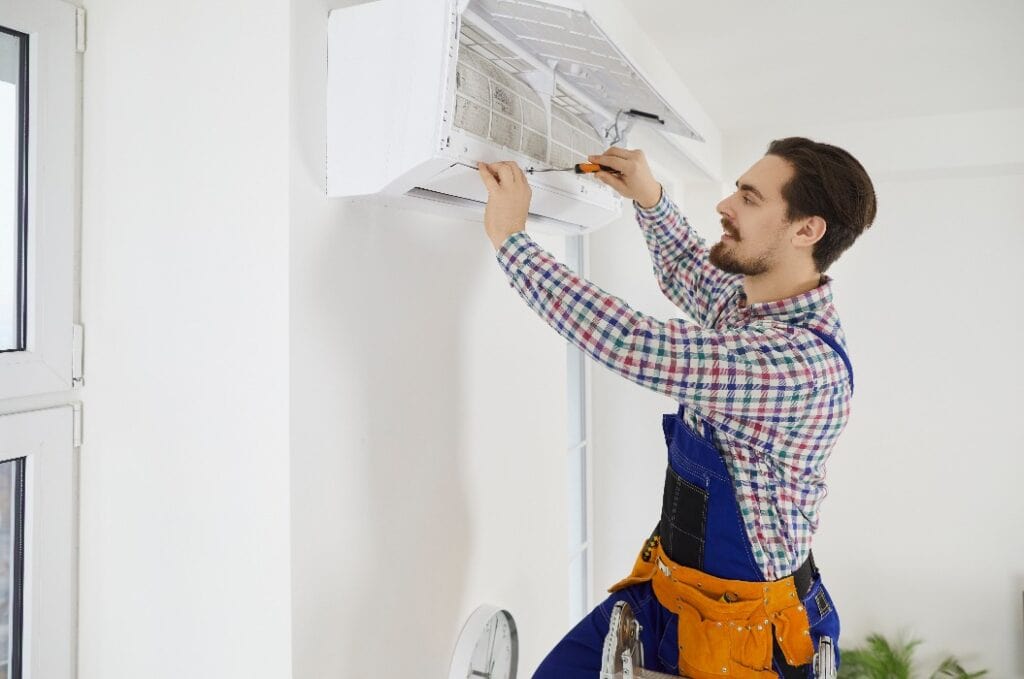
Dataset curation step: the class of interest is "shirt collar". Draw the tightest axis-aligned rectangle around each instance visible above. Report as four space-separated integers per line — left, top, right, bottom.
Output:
735 274 834 321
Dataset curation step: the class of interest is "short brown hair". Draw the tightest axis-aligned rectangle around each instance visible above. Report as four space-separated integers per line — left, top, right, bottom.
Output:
766 137 877 273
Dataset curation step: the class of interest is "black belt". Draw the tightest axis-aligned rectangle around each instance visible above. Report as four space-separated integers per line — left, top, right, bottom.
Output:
792 550 817 600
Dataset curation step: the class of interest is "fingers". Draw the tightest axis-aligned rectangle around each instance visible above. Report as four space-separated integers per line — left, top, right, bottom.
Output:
493 161 517 185
477 162 499 192
480 160 531 185
593 170 629 194
512 161 528 183
587 154 627 174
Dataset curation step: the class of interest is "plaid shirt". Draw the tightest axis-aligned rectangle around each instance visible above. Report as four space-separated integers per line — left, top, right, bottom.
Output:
494 191 853 580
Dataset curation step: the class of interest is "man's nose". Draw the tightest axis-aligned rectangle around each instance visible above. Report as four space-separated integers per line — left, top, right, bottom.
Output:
716 200 731 219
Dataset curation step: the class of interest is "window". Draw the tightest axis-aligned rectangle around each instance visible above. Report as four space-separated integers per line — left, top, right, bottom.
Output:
0 0 78 400
0 406 76 679
0 3 81 679
565 234 593 624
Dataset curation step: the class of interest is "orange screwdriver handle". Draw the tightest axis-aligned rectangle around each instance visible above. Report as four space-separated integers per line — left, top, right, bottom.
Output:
575 163 620 174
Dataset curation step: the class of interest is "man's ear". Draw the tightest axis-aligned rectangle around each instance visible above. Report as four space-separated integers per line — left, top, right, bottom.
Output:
797 216 827 246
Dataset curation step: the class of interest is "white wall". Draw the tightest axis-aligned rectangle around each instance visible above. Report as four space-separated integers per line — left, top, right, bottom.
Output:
590 109 1024 676
75 0 576 676
290 1 574 677
74 0 1024 676
78 1 293 678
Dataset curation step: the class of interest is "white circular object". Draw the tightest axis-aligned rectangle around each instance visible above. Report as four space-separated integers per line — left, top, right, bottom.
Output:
448 604 519 679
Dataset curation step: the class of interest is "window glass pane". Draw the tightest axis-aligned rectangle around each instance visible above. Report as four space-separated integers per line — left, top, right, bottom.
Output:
0 28 27 352
0 457 25 679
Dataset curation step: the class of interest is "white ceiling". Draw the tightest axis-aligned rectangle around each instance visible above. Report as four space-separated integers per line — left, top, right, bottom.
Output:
621 0 1024 133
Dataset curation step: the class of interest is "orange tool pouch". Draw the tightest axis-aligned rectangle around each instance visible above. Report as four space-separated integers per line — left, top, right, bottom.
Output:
607 536 814 679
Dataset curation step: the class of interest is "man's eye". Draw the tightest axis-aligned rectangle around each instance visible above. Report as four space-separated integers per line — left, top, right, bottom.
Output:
742 195 754 205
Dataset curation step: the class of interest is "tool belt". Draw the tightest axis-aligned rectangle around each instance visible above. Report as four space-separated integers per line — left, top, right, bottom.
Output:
608 535 815 679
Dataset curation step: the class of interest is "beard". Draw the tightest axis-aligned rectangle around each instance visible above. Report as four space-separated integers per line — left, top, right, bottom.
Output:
709 219 773 275
708 240 772 275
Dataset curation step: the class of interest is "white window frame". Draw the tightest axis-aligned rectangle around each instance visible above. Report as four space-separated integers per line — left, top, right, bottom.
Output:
565 233 594 624
0 406 77 679
0 0 78 400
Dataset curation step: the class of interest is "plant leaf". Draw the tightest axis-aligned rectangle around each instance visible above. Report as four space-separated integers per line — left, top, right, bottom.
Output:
836 631 920 679
930 655 988 679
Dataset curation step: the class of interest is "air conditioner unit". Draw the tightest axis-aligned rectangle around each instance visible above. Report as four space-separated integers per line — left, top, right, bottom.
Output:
326 0 704 236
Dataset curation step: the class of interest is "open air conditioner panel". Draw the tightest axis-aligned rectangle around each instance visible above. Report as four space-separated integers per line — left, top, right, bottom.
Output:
463 0 704 144
454 18 610 170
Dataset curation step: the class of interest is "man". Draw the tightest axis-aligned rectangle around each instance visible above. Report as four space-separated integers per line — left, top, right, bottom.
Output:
477 138 876 679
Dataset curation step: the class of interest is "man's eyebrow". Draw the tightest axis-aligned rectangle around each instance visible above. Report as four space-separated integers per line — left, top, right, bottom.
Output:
735 180 765 201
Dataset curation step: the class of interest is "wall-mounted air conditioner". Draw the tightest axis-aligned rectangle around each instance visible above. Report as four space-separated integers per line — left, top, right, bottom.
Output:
326 0 704 235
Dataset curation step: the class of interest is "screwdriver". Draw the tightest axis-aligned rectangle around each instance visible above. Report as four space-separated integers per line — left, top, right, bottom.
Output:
526 163 621 175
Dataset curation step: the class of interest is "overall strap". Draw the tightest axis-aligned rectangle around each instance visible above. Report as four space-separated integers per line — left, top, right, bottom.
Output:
804 327 855 396
662 406 822 593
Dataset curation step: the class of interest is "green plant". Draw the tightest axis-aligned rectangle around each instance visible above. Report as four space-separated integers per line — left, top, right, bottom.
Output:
836 631 987 679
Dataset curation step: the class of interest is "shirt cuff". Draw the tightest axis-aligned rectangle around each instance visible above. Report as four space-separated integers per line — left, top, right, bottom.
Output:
494 230 537 277
632 186 673 220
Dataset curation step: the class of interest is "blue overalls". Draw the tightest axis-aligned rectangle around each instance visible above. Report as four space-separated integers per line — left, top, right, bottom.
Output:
533 327 851 679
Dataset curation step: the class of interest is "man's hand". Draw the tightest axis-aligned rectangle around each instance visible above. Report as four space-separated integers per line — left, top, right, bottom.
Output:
586 147 662 209
477 160 531 251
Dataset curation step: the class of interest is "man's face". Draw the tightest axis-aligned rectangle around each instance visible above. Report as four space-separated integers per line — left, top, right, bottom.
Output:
710 154 799 276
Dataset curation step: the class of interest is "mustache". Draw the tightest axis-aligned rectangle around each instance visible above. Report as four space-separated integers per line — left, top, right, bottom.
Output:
720 218 738 237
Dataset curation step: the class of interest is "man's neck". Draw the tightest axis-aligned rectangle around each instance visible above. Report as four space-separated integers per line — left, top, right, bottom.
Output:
739 269 823 307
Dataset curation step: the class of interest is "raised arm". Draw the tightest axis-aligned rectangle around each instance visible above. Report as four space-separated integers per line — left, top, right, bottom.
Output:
494 231 820 423
631 188 741 326
588 148 741 326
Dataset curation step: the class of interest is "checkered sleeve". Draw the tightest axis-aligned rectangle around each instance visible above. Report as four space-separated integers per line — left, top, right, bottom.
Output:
495 231 818 419
633 190 741 327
